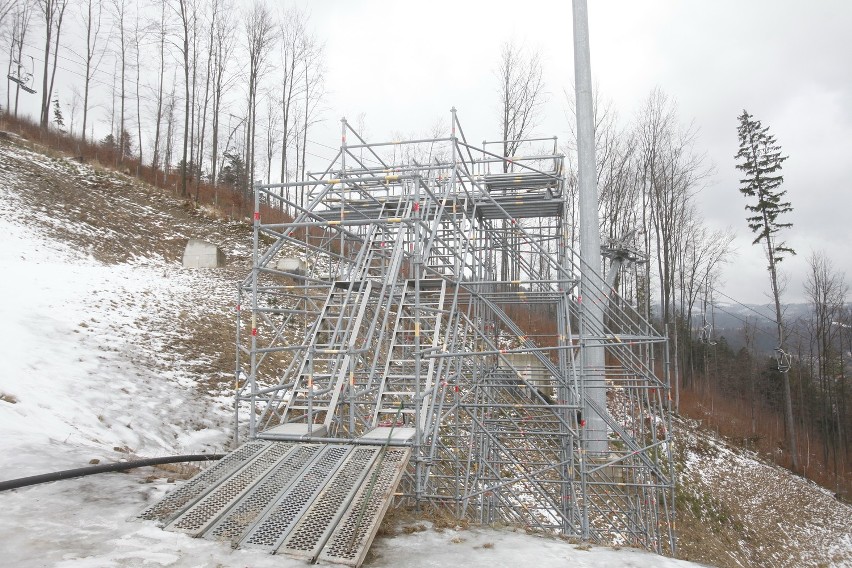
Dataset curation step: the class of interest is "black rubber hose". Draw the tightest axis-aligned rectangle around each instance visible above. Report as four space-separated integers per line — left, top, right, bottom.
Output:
0 454 225 492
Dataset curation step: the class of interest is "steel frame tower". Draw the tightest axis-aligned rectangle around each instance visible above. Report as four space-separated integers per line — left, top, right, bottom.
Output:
234 110 676 553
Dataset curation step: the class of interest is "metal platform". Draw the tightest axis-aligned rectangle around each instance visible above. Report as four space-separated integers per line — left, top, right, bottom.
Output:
139 440 410 567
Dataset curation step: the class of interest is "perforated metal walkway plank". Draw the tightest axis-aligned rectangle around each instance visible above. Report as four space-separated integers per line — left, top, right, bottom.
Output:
138 440 271 526
315 446 410 567
139 441 411 567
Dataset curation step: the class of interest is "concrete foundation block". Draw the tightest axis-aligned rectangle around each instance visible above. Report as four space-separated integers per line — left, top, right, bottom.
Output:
182 239 226 268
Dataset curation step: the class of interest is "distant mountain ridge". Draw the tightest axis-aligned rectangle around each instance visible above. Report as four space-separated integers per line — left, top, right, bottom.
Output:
688 302 850 355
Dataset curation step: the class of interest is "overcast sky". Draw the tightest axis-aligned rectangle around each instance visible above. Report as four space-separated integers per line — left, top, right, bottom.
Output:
6 0 851 306
304 0 852 306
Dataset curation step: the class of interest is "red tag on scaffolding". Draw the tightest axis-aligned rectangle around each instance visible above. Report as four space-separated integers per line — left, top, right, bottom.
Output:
254 211 260 220
251 328 258 336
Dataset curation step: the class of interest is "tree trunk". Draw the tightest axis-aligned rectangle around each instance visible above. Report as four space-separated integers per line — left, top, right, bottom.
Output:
767 232 799 470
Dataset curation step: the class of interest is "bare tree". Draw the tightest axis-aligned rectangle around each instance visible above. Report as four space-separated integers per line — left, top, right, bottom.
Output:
187 0 202 190
742 316 759 434
497 40 545 171
132 1 145 166
68 84 81 134
36 0 68 130
0 0 19 87
494 41 545 282
636 89 711 327
678 221 735 394
110 0 130 161
173 0 196 196
163 74 177 176
262 90 279 184
209 0 235 199
298 32 323 187
192 0 219 200
150 0 167 178
804 251 848 474
0 0 16 30
78 0 107 143
243 0 275 199
277 5 308 185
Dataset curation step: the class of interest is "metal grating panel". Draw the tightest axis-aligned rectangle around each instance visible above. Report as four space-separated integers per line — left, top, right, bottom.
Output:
138 441 268 524
317 447 411 567
240 445 352 550
205 444 322 543
167 442 295 536
276 446 382 560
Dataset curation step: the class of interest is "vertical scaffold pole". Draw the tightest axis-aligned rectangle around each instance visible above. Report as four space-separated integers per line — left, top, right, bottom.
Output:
234 284 243 448
249 183 260 439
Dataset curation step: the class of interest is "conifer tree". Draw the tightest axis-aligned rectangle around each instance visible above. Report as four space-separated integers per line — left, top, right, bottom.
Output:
735 109 799 470
52 97 65 131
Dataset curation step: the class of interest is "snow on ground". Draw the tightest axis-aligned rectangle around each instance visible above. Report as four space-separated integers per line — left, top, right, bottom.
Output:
0 185 234 475
0 140 706 567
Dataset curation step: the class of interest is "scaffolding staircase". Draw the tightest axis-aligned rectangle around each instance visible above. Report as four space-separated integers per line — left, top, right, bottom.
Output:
371 278 447 433
259 214 413 439
260 279 374 438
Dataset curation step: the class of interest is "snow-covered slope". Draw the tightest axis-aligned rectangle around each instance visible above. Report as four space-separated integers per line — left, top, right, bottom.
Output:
0 135 847 567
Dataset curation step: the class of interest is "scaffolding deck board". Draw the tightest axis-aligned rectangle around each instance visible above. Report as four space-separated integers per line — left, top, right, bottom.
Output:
140 440 410 567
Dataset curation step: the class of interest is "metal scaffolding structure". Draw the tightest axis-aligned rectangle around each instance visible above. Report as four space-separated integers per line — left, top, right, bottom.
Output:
234 110 676 553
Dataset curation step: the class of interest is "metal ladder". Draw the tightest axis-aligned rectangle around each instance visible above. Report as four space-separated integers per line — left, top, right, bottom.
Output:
275 279 374 432
371 278 447 430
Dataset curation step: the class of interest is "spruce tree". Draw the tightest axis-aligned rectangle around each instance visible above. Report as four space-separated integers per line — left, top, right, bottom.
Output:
52 97 65 131
735 109 799 470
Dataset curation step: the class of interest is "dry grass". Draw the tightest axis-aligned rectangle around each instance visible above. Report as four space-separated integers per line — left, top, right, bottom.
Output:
152 461 202 480
401 524 427 534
